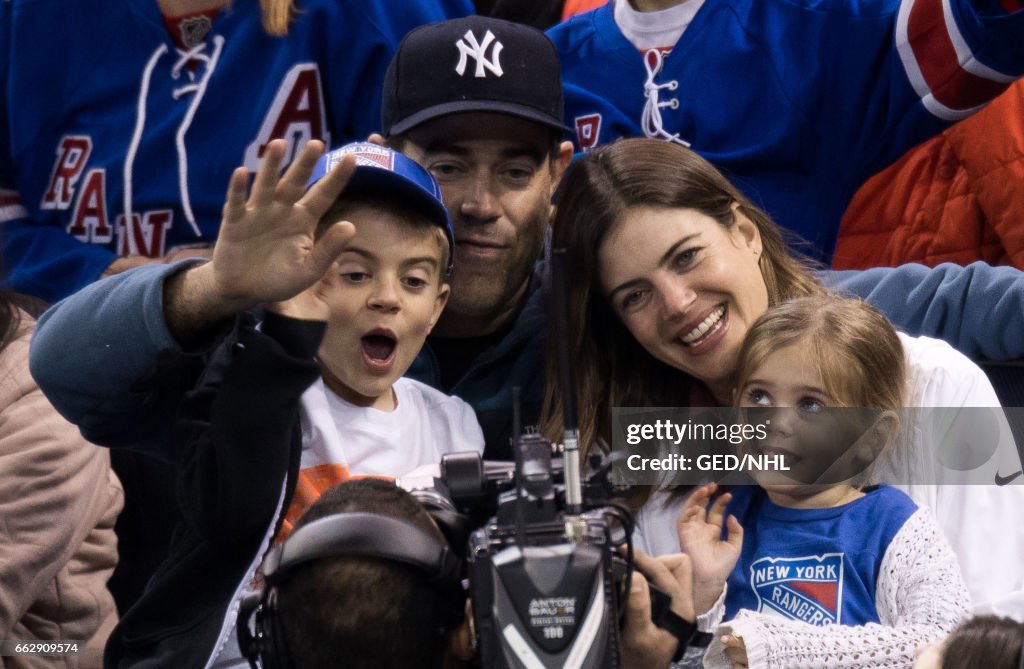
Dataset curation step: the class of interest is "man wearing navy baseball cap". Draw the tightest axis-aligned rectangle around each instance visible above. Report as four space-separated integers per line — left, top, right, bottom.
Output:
377 16 574 458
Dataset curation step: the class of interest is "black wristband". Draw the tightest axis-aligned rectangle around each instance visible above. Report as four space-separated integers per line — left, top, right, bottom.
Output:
657 609 709 662
648 584 711 662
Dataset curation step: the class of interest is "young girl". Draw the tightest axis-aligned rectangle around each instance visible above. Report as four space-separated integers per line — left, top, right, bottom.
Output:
679 295 971 669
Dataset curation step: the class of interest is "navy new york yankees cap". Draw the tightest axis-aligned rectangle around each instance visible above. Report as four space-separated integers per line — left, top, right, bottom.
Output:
381 16 569 137
307 142 455 273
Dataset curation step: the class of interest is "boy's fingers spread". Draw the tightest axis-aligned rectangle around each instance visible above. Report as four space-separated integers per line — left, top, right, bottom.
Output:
312 220 357 267
251 139 286 207
299 154 356 217
303 138 325 157
223 167 251 222
278 140 326 200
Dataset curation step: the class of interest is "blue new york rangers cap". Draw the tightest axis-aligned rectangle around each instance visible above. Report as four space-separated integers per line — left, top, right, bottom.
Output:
307 142 454 273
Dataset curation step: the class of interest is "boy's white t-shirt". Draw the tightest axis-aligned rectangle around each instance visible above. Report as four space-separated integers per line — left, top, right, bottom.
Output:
299 375 485 478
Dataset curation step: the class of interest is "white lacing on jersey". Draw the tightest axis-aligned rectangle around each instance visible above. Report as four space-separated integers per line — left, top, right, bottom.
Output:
124 44 166 241
171 36 223 236
700 508 970 669
124 36 224 241
641 48 690 147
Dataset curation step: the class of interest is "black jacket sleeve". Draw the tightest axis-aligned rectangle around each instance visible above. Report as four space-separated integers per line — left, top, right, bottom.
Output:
109 313 327 668
174 311 325 544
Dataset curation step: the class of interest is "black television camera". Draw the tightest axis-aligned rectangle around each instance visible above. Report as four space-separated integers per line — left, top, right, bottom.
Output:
409 416 706 667
408 429 633 668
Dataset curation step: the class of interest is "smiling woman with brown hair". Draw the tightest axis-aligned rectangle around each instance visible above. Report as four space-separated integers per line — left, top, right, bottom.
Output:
542 138 822 452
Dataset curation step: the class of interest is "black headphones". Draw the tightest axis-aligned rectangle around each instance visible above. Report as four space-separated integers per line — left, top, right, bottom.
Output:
238 512 464 669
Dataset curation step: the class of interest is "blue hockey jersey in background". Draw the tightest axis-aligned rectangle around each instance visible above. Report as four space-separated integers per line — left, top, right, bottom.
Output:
549 0 1024 262
0 0 471 303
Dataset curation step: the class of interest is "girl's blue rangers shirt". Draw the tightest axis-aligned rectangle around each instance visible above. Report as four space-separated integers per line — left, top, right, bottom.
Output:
724 484 918 626
0 0 471 303
548 0 1024 263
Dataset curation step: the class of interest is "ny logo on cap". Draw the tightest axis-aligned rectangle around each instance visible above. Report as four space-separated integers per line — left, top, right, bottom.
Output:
455 29 504 78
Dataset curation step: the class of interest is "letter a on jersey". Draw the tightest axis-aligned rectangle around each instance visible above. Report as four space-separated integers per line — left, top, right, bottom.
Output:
244 64 330 171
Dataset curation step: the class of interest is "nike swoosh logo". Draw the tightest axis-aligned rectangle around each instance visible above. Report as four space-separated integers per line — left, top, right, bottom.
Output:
994 470 1024 486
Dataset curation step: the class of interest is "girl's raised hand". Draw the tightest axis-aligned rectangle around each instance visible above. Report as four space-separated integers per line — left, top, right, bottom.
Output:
677 483 744 613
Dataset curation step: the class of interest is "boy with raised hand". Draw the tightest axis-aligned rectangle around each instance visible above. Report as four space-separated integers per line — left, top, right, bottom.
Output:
269 142 484 536
106 140 483 668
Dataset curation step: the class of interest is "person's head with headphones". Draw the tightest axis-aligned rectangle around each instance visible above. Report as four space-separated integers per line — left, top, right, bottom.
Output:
240 478 474 669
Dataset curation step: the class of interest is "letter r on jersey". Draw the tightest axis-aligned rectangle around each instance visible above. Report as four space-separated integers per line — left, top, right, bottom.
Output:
41 136 92 210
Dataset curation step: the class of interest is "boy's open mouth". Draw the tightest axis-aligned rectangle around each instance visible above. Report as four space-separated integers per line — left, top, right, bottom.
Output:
361 330 397 371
